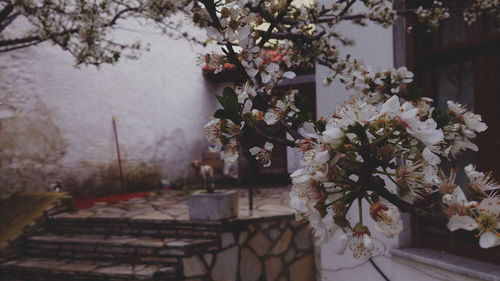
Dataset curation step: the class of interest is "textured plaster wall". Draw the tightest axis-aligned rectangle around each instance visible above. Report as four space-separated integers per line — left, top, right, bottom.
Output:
0 17 217 197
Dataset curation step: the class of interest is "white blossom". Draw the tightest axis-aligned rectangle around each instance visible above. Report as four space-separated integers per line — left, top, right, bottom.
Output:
249 142 274 167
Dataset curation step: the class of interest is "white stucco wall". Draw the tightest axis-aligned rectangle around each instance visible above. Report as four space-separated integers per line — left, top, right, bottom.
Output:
0 16 217 196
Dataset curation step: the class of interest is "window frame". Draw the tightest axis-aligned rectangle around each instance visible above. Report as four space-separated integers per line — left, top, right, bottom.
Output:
394 0 500 264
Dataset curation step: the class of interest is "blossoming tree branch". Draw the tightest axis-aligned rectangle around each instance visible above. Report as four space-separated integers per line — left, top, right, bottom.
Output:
198 0 500 259
3 0 499 259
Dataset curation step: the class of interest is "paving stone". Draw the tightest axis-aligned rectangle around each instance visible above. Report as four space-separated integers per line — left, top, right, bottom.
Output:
204 253 213 267
240 247 262 281
247 225 256 233
269 227 282 241
56 261 98 272
248 231 271 257
131 211 174 220
259 221 275 230
211 246 237 281
265 257 283 281
0 257 172 281
182 255 207 277
165 240 190 247
17 258 67 269
238 231 248 245
94 264 135 277
271 227 292 255
290 219 303 229
289 254 315 281
221 232 235 248
294 227 313 250
279 220 287 229
158 249 185 256
285 247 296 262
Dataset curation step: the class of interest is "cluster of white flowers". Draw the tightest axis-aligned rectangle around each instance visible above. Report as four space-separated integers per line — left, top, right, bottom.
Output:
197 52 227 73
442 165 500 248
463 0 500 25
203 117 244 163
249 142 274 167
205 0 258 47
288 66 497 257
196 0 499 259
415 1 450 31
440 101 488 158
246 56 296 84
263 92 300 126
365 0 396 28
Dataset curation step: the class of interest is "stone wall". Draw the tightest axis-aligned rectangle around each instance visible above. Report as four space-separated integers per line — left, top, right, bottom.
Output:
181 217 316 281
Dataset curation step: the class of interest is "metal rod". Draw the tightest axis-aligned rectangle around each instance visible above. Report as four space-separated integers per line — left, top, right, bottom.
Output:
112 116 125 191
249 184 253 211
369 258 390 281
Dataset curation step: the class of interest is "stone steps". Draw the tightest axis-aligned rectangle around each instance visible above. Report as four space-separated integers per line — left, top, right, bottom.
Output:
0 257 177 281
0 214 224 280
25 234 219 265
47 216 223 239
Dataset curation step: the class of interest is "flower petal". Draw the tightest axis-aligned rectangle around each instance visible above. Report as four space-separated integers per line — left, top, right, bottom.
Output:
447 215 477 231
249 147 262 156
264 142 274 151
264 112 279 125
283 71 296 79
423 147 441 165
479 231 500 248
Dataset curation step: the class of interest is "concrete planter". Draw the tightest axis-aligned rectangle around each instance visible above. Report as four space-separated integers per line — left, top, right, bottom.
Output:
188 190 239 220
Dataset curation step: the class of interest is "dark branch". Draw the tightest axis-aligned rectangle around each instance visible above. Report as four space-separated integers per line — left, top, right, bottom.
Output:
247 122 296 147
0 3 13 24
257 0 293 49
368 176 448 226
263 30 326 42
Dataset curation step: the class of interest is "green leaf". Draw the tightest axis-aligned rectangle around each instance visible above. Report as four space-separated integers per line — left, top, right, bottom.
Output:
316 119 326 133
223 87 236 98
215 87 239 116
216 95 226 107
294 93 309 111
334 214 350 227
214 109 233 119
432 108 450 129
225 95 239 115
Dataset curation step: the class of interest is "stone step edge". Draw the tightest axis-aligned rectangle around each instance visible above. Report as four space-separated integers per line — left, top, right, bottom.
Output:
49 213 295 226
0 257 177 280
27 234 219 250
49 215 225 226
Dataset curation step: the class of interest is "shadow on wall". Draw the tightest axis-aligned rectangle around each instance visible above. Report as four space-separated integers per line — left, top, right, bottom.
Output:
0 112 67 199
62 162 164 198
0 108 211 199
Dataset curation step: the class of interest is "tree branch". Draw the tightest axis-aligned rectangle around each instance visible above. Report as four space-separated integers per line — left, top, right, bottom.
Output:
0 3 13 24
247 122 297 147
368 176 448 226
200 0 250 82
262 30 326 42
257 0 293 49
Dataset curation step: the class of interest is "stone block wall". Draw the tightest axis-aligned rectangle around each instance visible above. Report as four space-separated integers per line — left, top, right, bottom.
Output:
181 217 316 281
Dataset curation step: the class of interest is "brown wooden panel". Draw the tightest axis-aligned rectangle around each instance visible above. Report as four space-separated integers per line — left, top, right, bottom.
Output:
406 10 500 261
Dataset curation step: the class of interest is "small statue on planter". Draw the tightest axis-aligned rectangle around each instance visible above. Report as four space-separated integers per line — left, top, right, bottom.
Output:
190 160 215 193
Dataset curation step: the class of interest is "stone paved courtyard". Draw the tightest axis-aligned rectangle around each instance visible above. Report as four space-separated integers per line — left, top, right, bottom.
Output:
1 186 316 281
56 186 294 222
